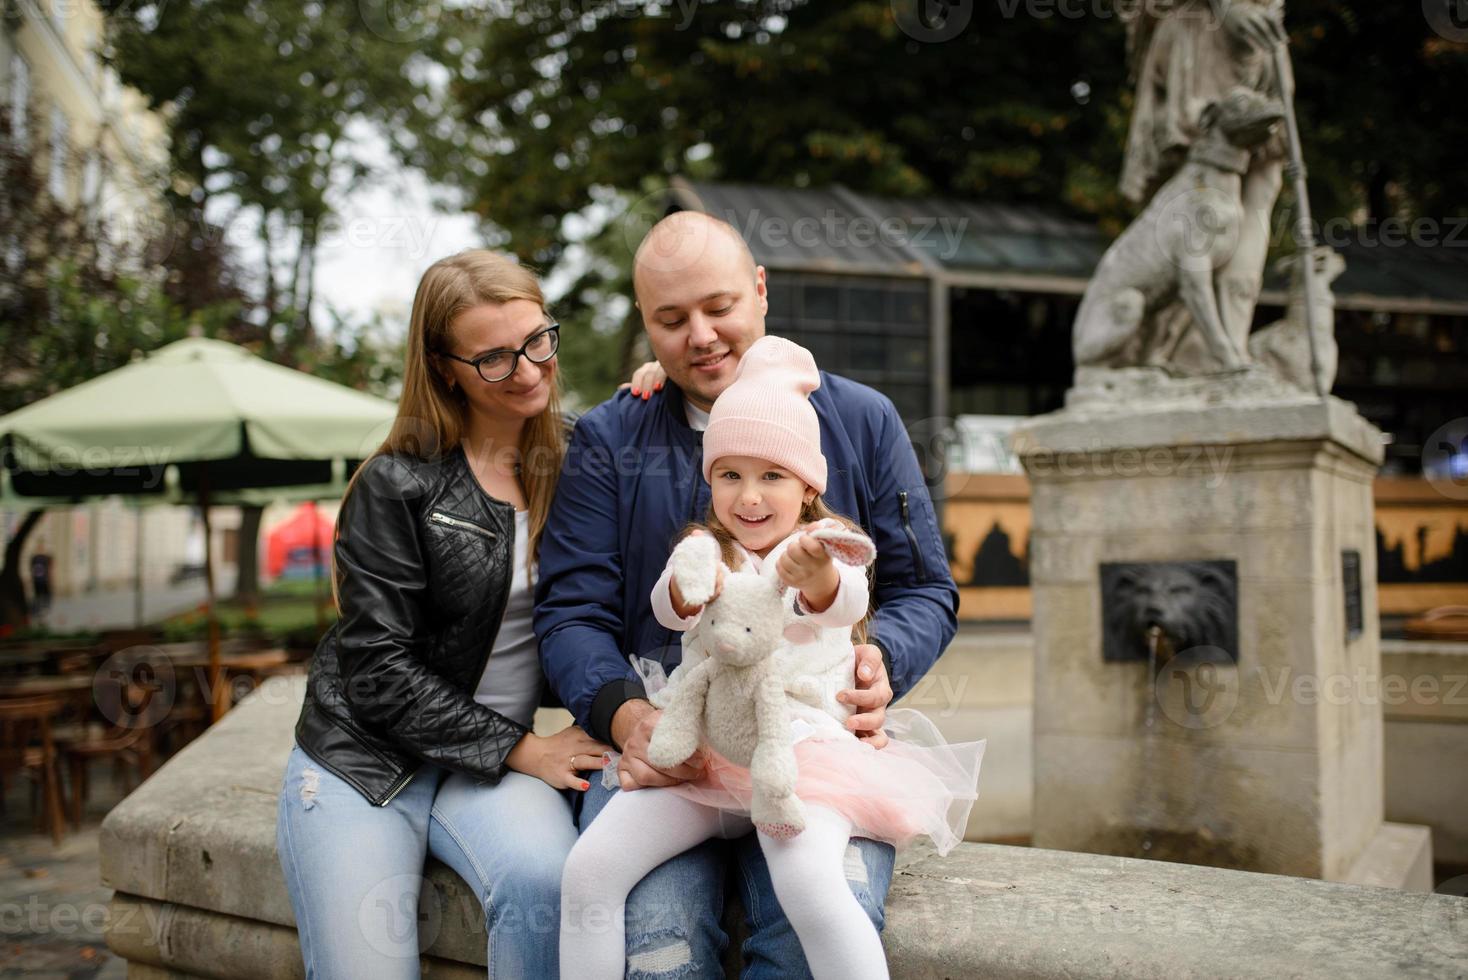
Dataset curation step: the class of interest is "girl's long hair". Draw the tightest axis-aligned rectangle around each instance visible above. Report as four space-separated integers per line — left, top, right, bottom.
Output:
681 495 872 645
339 250 564 582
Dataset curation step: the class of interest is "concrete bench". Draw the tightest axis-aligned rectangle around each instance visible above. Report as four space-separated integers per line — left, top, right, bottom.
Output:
1382 639 1468 865
102 676 1467 979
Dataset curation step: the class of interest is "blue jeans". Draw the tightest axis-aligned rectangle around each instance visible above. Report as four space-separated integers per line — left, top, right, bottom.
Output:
277 744 579 979
576 777 895 979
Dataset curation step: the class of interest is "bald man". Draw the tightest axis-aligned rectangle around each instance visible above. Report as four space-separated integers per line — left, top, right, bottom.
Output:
536 211 957 977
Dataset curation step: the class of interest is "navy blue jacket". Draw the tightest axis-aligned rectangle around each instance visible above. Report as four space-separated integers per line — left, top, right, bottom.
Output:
534 374 958 746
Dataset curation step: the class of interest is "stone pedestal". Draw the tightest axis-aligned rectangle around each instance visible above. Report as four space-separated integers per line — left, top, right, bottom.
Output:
1014 394 1431 885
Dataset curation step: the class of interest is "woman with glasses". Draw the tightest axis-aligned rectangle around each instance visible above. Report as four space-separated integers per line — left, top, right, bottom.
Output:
277 250 616 978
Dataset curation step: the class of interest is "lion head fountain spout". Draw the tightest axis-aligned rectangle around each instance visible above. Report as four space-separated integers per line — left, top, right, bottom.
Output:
1101 560 1240 665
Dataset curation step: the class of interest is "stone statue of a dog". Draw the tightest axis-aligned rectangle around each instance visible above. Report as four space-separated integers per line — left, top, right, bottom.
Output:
1072 87 1286 374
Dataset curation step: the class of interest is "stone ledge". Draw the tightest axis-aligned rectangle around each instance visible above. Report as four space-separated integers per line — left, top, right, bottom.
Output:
107 895 479 980
1343 823 1434 891
1014 395 1384 467
102 677 1468 978
1381 639 1468 724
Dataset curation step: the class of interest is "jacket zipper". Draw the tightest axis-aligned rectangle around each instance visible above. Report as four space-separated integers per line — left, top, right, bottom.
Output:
898 490 929 582
430 510 497 539
376 766 417 807
671 431 704 653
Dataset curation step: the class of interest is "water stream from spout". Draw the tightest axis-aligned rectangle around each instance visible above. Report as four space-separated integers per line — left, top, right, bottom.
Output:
1139 625 1166 855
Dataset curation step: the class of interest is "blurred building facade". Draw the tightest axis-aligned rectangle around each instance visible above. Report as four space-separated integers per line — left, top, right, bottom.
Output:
3 0 185 623
2 0 169 231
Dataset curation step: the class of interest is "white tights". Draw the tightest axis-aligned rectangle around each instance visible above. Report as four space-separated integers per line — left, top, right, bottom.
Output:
560 788 888 980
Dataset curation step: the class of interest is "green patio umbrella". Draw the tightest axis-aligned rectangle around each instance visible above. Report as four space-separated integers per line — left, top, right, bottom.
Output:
0 337 398 719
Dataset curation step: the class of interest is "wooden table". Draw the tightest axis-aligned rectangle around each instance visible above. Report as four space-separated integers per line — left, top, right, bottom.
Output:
155 649 290 719
168 648 288 672
0 674 99 726
0 649 53 675
0 673 97 699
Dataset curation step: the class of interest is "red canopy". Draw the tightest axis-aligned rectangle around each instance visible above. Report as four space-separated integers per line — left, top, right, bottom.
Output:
265 502 334 579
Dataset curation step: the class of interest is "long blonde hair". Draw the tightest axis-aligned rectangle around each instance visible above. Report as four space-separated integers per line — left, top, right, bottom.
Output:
680 495 872 645
341 249 564 577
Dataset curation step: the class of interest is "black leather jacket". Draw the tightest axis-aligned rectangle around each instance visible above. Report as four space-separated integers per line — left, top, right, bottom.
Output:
294 448 528 805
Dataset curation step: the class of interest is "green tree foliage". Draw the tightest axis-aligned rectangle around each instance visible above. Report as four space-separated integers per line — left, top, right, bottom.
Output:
97 0 458 347
440 1 1127 266
433 2 1465 402
0 112 232 415
1288 1 1468 224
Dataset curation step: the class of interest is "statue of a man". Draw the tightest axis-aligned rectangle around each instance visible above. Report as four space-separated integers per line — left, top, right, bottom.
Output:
1120 0 1289 352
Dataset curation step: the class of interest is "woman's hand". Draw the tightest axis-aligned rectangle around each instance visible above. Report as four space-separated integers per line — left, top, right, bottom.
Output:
620 360 667 400
505 724 612 791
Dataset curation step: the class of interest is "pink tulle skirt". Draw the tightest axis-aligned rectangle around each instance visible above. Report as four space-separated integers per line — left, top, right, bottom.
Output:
660 709 985 855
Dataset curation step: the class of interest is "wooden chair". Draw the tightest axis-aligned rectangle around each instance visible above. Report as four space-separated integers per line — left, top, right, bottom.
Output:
156 664 209 755
59 725 155 828
56 659 167 824
0 695 67 844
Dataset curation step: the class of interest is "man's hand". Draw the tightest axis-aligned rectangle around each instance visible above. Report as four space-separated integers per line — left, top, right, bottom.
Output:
776 532 838 612
838 644 892 749
609 698 706 790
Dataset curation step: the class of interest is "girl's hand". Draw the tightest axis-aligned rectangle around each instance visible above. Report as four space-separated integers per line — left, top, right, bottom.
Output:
777 533 838 611
505 724 612 791
620 360 667 401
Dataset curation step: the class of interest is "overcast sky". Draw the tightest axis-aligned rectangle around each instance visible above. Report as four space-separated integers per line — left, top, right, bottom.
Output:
204 121 482 342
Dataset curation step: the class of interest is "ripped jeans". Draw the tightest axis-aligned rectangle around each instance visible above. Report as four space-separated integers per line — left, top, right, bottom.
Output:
276 743 579 979
572 776 895 979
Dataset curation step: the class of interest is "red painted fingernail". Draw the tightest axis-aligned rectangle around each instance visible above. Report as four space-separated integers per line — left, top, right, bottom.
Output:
631 388 640 396
581 781 590 791
654 382 663 390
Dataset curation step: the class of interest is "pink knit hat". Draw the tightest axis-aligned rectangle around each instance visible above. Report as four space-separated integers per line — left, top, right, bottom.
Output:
702 335 827 493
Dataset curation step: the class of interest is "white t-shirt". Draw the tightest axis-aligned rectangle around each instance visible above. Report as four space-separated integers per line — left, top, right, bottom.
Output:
472 510 540 728
685 401 711 431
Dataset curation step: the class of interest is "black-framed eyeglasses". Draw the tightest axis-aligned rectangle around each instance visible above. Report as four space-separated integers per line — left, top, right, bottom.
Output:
436 323 560 383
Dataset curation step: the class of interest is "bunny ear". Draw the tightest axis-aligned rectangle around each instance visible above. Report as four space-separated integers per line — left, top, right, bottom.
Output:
810 527 876 567
754 548 793 595
757 558 791 595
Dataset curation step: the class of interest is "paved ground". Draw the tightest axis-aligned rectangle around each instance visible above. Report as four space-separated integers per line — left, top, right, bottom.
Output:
39 570 239 634
0 767 130 980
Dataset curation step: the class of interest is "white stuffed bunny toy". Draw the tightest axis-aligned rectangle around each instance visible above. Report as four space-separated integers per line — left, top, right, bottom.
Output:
646 527 878 839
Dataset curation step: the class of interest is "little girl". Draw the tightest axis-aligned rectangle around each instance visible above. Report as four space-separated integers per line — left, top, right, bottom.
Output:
559 336 984 980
